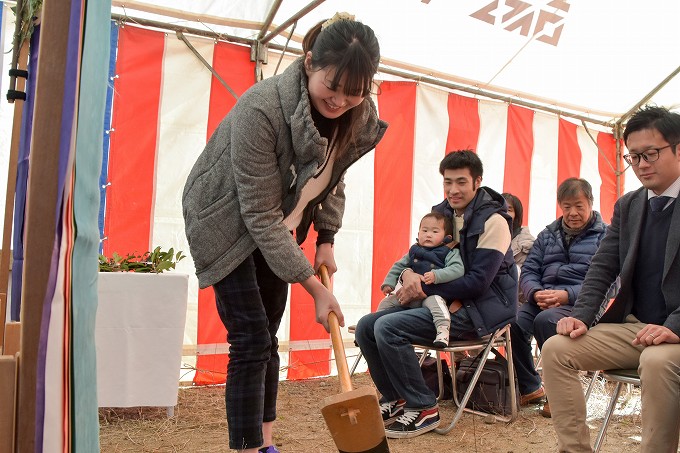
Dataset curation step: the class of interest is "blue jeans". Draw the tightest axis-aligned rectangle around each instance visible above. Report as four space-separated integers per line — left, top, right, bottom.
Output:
355 306 475 409
510 302 573 394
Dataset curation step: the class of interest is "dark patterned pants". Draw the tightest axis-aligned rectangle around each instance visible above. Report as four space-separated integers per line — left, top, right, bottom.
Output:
213 249 288 450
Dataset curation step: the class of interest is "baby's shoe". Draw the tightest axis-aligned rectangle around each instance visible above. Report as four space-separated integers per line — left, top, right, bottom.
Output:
433 327 449 349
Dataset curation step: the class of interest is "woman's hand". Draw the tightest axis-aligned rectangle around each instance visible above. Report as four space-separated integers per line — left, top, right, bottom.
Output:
301 274 344 332
314 243 337 277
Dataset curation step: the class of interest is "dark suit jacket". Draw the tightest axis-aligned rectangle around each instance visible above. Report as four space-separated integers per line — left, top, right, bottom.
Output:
571 187 680 336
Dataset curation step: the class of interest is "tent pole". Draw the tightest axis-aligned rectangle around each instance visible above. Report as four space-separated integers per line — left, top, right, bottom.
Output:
175 31 239 100
110 14 255 46
260 0 326 45
579 120 621 200
256 0 284 81
258 0 283 40
613 124 624 198
110 0 265 33
618 65 680 125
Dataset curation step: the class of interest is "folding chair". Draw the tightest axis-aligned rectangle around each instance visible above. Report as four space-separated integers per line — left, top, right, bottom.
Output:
583 370 601 402
593 369 640 453
346 325 363 376
414 323 518 434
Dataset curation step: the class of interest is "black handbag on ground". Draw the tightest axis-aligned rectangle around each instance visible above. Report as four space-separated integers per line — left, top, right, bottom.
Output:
419 354 453 400
455 348 519 416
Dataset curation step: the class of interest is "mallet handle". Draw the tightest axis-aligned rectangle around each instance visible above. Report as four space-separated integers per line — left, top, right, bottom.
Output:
319 265 353 394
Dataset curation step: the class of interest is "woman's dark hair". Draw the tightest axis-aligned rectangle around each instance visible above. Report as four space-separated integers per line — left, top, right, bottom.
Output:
302 18 380 156
502 193 523 238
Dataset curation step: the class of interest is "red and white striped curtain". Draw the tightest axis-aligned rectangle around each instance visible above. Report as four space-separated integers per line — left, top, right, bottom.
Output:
104 24 636 385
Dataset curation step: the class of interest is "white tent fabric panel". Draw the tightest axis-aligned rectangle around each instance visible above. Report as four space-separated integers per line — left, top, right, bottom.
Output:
477 101 510 191
151 34 216 348
528 112 560 228
577 125 603 214
411 85 449 239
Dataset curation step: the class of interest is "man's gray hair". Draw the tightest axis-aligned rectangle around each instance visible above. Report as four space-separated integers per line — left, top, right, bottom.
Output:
557 177 594 204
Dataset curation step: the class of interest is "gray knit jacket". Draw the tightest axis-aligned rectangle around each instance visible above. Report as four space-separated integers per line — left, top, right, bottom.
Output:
182 58 387 288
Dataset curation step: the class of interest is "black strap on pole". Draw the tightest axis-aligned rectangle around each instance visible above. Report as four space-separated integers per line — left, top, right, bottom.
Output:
9 69 29 79
7 68 29 102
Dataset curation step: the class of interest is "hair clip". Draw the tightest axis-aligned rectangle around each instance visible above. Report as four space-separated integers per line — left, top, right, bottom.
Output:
321 12 356 30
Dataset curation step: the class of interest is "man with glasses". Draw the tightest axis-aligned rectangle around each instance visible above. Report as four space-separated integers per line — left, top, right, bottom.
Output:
541 105 680 452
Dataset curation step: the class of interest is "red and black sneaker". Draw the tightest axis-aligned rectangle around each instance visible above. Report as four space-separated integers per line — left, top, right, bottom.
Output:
379 399 406 425
385 405 440 438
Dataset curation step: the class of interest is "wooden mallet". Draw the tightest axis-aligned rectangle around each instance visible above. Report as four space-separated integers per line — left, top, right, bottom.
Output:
318 265 390 453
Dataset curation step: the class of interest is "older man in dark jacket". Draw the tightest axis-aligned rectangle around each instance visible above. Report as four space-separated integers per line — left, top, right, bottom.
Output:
511 178 607 413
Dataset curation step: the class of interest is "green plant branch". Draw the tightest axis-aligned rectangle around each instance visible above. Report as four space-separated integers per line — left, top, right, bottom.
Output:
99 246 185 273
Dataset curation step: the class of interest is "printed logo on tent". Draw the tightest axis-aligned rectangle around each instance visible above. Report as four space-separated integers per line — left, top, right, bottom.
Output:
470 0 570 46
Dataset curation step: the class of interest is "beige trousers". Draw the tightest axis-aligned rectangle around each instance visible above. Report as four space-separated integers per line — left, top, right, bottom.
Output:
541 316 680 453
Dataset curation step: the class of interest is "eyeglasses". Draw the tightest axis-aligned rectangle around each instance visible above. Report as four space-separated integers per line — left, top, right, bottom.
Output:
623 143 677 166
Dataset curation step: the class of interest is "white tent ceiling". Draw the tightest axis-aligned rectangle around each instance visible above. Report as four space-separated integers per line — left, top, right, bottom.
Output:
110 0 680 125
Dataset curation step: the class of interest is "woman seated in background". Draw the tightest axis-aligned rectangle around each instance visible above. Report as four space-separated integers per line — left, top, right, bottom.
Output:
503 193 535 304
